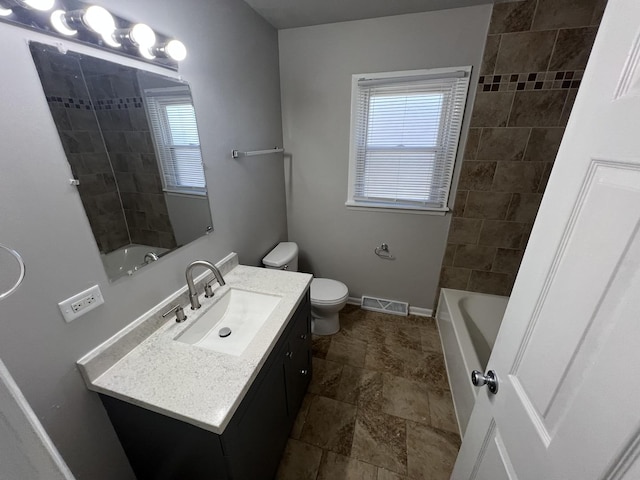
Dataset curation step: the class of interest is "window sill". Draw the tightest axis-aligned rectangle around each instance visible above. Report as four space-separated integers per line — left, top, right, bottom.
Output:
345 201 449 216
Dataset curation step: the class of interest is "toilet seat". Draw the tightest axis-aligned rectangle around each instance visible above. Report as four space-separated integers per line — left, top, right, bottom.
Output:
311 278 349 305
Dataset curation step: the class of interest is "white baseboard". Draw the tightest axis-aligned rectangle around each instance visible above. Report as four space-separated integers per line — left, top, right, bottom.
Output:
346 296 433 317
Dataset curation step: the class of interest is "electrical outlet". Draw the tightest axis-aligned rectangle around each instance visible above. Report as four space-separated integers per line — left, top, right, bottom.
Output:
58 285 104 323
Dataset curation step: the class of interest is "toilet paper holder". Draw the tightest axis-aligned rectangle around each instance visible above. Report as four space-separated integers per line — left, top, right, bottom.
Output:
374 243 395 260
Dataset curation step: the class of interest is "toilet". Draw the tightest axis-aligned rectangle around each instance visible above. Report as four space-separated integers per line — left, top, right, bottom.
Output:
262 242 348 335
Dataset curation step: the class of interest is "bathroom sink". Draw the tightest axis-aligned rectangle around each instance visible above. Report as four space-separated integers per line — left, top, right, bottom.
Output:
175 288 282 356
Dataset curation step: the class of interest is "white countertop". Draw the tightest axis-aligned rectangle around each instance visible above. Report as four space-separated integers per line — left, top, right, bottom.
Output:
77 256 312 434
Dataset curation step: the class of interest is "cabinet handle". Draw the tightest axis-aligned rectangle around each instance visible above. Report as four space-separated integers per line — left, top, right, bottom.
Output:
300 369 308 376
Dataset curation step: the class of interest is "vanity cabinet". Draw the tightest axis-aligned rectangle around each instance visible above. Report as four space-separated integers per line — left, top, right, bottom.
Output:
100 290 311 480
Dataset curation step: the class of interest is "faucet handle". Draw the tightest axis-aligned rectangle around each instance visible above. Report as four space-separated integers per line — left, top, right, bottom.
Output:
162 304 187 323
204 283 214 298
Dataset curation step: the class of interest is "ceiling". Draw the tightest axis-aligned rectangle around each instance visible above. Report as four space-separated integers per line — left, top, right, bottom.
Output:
242 0 508 30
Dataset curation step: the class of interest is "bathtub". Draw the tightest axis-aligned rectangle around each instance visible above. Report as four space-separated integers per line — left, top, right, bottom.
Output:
101 244 168 280
435 288 508 435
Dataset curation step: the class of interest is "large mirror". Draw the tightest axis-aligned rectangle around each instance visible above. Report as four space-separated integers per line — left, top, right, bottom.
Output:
29 42 213 281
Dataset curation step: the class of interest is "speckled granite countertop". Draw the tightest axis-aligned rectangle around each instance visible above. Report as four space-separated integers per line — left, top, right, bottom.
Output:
77 253 312 435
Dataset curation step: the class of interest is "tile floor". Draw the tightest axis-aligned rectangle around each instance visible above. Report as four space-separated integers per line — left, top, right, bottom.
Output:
276 304 461 480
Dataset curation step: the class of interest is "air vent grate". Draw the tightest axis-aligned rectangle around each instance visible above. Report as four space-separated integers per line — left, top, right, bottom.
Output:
361 295 409 317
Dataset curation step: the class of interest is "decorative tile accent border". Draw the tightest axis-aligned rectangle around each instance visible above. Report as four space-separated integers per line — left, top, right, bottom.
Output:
479 71 584 92
46 96 144 110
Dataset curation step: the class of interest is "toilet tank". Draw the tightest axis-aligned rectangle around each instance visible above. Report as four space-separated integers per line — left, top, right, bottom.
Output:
262 242 298 271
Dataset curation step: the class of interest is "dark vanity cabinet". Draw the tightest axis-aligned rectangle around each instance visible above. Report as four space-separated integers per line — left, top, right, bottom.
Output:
100 290 311 480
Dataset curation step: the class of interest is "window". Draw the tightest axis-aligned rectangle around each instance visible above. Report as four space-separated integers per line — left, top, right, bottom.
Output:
145 86 206 195
347 67 471 212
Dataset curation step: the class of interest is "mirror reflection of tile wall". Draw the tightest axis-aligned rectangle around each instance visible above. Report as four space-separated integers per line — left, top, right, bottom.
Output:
29 42 213 280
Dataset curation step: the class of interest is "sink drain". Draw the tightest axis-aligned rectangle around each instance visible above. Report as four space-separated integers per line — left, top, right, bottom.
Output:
219 327 232 338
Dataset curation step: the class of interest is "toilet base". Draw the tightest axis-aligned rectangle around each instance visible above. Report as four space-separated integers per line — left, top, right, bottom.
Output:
311 312 340 335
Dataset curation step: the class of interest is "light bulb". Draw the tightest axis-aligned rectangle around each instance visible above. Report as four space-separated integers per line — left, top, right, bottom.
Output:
0 6 12 15
130 23 155 48
22 0 54 11
83 6 119 46
165 39 186 61
50 9 77 35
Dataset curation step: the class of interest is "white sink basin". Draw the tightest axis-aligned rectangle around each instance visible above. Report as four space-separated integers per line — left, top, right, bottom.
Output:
175 288 282 356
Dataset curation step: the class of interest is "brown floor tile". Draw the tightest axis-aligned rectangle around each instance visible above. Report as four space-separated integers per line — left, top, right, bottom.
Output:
279 307 460 480
334 365 382 410
291 393 314 439
406 422 460 480
312 334 332 359
308 357 343 398
365 343 409 376
317 451 377 480
276 438 323 480
300 395 357 456
351 409 407 475
428 388 459 435
385 325 422 351
382 374 430 425
404 352 450 391
420 326 443 353
327 337 368 367
377 468 407 480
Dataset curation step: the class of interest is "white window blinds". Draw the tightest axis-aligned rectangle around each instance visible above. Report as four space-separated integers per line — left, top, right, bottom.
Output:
348 68 471 212
145 87 206 195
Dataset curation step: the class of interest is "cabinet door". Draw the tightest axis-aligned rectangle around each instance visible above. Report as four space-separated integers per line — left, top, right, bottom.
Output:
284 296 311 416
223 343 290 480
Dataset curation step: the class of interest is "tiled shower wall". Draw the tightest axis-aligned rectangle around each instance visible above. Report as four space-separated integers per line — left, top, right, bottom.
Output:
82 61 177 251
439 0 607 297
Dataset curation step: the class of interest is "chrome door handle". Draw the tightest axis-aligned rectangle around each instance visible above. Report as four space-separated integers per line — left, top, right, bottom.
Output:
471 370 499 394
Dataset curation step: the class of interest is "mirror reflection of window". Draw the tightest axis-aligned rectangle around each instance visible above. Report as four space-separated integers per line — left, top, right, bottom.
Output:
144 87 206 196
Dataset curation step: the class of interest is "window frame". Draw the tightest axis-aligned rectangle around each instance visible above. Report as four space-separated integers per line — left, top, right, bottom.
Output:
346 66 472 214
144 86 207 197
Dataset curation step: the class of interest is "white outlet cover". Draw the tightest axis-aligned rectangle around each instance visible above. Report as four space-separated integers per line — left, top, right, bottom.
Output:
58 285 104 323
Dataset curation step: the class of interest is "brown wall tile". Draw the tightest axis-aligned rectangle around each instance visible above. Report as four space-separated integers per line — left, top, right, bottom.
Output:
458 161 497 191
479 220 527 248
464 128 481 160
440 267 471 290
492 162 545 193
468 271 514 296
537 162 554 192
493 248 525 275
549 27 598 71
532 0 603 30
452 190 468 217
509 90 568 127
477 127 530 161
443 244 457 267
560 88 578 126
489 0 536 34
481 35 501 76
464 191 512 220
449 218 483 245
453 245 497 271
523 127 565 162
506 193 543 223
495 31 557 74
470 92 514 127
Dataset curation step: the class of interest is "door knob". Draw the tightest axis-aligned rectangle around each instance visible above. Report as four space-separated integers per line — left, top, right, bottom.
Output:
471 370 499 394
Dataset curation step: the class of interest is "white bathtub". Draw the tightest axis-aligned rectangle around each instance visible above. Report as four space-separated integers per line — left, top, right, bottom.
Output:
436 288 508 435
101 244 168 280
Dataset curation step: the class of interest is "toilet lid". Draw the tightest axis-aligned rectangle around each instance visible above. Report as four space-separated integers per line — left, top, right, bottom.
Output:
311 278 349 305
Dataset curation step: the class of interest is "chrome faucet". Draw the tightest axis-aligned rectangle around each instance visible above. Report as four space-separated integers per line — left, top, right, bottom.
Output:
185 260 226 310
144 252 159 263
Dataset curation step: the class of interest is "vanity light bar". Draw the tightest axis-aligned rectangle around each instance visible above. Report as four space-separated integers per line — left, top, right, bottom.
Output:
0 0 186 68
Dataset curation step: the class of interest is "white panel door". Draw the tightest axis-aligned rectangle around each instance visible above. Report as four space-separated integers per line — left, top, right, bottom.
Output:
453 1 640 478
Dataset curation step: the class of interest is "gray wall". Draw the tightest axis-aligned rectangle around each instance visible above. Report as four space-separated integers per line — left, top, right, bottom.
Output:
0 0 284 478
278 6 492 310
